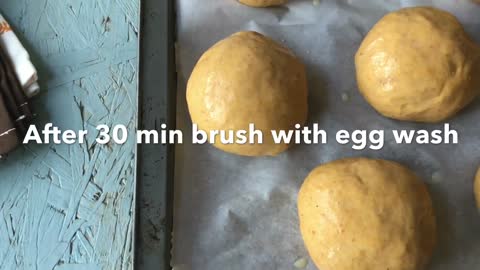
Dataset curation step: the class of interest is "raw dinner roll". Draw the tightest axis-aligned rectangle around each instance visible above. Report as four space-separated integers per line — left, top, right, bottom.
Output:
355 7 480 122
474 167 480 209
187 31 308 156
238 0 287 7
298 158 437 270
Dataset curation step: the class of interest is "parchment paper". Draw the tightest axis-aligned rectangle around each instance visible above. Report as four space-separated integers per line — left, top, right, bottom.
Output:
173 1 480 269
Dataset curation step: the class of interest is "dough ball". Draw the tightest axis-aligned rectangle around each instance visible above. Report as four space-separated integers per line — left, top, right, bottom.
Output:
474 167 480 209
298 158 437 270
355 7 480 122
238 0 287 7
187 31 308 156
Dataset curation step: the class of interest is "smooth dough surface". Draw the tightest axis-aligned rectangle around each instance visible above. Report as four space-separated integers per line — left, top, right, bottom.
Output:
355 7 480 122
474 167 480 209
298 158 437 270
238 0 287 7
187 31 308 156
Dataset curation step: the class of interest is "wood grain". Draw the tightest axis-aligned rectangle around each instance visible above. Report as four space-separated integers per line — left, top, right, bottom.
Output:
0 0 138 269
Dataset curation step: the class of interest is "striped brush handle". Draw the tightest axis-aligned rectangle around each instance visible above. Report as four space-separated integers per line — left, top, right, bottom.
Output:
0 42 33 157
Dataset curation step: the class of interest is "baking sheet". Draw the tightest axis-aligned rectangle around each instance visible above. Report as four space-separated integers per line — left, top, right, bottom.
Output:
173 0 480 269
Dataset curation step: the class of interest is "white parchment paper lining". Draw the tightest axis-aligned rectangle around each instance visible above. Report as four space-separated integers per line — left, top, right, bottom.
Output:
174 1 480 269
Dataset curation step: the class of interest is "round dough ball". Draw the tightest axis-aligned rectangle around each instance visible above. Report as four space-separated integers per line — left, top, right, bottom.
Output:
187 31 308 156
238 0 287 7
298 158 437 270
355 7 480 122
474 167 480 209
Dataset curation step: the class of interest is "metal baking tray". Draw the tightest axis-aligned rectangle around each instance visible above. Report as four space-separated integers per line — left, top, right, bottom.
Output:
135 0 176 269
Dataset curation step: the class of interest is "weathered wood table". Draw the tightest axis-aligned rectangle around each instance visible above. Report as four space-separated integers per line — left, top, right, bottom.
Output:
0 1 140 269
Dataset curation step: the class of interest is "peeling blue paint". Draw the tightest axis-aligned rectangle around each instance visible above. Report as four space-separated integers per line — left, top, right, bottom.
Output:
0 0 138 269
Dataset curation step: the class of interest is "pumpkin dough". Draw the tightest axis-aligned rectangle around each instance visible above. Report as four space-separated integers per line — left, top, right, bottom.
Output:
355 7 480 122
187 31 308 156
298 158 437 270
238 0 287 7
474 167 480 209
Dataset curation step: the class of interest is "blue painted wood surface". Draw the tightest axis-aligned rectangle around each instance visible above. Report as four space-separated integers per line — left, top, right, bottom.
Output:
0 1 138 269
